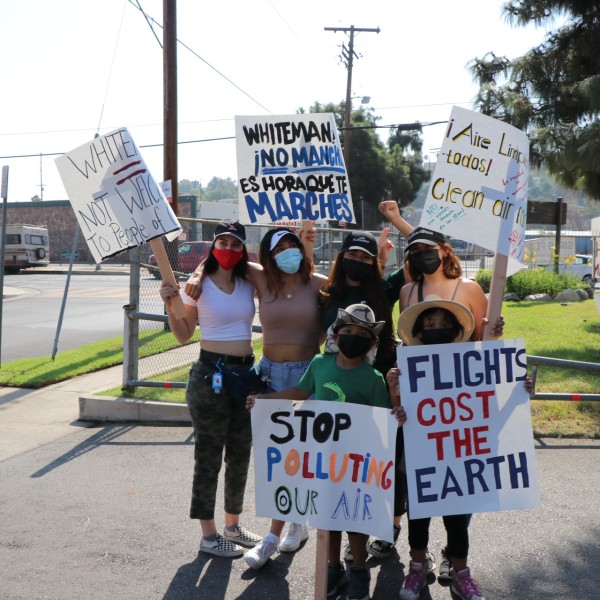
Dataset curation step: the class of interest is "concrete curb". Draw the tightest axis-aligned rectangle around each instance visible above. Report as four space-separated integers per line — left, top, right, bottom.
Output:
79 395 191 424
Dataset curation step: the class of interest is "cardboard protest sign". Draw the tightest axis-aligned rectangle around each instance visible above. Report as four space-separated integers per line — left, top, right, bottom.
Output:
55 128 181 263
236 114 355 225
396 339 540 520
421 107 529 276
251 399 396 542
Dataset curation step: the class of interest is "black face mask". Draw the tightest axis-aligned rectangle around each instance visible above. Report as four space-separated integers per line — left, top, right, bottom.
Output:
342 258 372 282
420 327 456 345
337 333 373 359
409 249 442 275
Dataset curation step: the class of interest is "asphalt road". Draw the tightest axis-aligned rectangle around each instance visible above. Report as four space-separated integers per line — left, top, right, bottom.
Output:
0 271 161 362
0 425 598 600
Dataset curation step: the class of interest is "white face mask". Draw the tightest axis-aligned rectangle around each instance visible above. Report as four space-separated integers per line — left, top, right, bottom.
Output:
274 247 303 274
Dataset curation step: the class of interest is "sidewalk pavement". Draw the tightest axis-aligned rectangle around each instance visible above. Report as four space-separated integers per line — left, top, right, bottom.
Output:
0 370 599 599
0 365 124 463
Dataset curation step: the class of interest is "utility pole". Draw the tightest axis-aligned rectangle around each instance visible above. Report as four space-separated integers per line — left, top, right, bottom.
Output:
324 25 379 173
163 0 178 216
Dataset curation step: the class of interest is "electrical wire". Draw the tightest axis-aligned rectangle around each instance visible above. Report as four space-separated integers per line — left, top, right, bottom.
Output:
126 0 272 114
0 120 446 160
96 0 128 137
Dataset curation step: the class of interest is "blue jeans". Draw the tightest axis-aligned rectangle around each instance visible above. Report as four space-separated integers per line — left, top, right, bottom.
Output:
258 356 312 393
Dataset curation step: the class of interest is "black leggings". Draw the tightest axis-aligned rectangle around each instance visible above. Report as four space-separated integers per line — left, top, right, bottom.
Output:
394 430 407 517
407 512 471 560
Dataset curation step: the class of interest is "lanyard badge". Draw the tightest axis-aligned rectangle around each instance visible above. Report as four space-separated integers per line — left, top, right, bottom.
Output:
212 358 223 394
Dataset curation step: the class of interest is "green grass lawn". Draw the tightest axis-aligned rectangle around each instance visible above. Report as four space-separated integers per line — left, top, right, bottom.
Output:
2 298 599 437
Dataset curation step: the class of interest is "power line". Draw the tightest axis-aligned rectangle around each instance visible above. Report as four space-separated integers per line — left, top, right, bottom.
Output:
0 121 446 161
127 0 272 114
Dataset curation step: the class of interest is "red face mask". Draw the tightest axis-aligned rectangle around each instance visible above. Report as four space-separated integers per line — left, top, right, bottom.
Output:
212 247 244 270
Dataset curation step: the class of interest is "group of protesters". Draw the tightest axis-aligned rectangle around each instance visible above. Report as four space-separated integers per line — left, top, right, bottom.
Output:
159 200 506 600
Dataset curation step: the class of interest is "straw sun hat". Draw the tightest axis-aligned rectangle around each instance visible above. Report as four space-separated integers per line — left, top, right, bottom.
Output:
398 295 475 345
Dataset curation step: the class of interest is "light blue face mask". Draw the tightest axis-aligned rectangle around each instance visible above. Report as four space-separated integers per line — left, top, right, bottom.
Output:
274 247 303 274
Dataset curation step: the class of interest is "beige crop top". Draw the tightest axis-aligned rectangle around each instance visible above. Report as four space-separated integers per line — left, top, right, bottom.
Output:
259 281 320 348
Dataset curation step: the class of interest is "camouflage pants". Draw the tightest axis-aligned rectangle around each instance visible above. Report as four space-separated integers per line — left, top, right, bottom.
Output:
186 360 253 520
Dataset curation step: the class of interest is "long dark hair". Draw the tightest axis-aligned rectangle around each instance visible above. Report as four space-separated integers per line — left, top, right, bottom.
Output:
259 227 313 298
405 242 463 282
200 239 249 281
320 252 395 360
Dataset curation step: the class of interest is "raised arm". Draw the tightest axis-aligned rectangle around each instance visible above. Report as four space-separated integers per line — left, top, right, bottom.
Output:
379 201 414 239
298 221 316 264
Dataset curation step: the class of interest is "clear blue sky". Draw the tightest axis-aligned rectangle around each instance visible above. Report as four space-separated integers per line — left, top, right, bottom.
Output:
0 0 553 203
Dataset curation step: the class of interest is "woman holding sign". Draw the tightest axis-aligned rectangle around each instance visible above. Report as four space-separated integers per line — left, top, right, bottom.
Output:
399 227 503 342
160 221 263 558
185 225 327 567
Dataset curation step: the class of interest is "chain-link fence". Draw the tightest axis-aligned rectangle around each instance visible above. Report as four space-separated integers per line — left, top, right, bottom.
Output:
122 219 495 389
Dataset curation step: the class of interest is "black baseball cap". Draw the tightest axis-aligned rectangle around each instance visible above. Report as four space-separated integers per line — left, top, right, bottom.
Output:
214 220 246 243
404 227 445 253
340 230 377 257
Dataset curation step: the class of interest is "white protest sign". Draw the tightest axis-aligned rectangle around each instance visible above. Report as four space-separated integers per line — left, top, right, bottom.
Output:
55 128 181 263
396 339 540 520
236 114 355 225
251 399 396 542
421 107 529 276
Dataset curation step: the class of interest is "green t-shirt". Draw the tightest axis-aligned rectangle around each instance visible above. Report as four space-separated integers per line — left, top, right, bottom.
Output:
297 353 390 409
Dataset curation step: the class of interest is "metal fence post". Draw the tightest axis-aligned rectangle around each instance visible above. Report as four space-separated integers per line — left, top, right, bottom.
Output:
123 247 141 391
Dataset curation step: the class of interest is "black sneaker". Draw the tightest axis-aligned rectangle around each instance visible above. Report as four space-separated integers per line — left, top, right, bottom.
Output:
343 542 353 562
327 562 348 597
348 565 371 600
438 547 452 583
366 524 400 558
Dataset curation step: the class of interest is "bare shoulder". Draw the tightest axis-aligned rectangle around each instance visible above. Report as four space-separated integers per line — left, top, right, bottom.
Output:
310 272 327 290
459 277 486 296
245 262 267 297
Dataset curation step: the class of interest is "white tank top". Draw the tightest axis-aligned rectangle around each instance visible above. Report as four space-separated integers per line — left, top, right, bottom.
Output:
181 276 255 341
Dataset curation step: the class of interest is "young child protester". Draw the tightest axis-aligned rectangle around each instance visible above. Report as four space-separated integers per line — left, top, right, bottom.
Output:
393 297 533 600
246 303 406 600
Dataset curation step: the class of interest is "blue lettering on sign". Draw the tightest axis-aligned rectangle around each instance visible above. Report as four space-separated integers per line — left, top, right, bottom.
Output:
245 191 354 223
414 452 530 503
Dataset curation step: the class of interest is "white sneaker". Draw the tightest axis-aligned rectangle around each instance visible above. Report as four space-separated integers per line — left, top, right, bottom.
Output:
244 533 279 569
278 523 309 552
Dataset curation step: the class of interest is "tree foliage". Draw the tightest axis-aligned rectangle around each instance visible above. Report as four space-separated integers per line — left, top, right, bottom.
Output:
301 101 427 227
204 176 237 202
469 0 600 199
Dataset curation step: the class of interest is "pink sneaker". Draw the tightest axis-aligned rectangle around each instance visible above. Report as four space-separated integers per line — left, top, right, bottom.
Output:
451 567 484 600
399 560 427 600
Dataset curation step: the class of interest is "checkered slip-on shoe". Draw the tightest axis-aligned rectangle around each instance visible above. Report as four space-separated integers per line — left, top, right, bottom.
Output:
200 533 243 558
223 525 262 548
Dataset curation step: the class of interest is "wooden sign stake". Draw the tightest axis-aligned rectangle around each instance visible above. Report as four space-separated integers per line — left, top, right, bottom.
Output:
483 253 508 341
149 237 186 320
314 529 330 600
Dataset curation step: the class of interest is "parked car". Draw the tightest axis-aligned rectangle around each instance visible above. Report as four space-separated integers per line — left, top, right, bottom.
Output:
313 241 343 264
527 254 595 285
558 254 595 285
147 241 258 279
